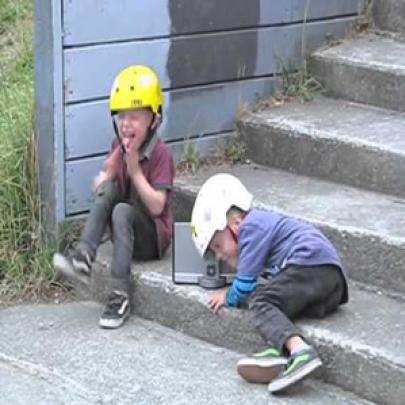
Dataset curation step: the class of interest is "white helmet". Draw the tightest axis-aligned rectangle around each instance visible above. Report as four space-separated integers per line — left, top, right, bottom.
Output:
190 173 253 257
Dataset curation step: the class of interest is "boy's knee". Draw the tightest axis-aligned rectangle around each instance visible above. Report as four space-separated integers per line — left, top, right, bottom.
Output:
249 284 285 310
94 180 119 201
249 290 275 315
112 203 133 226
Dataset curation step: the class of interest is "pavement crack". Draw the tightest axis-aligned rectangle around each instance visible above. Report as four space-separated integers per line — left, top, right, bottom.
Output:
0 351 103 404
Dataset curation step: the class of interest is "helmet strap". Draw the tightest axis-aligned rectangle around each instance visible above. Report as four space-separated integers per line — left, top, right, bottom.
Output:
111 113 126 155
140 113 157 151
226 225 238 243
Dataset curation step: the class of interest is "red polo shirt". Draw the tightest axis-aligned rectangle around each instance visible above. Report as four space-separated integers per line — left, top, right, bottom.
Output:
110 136 175 256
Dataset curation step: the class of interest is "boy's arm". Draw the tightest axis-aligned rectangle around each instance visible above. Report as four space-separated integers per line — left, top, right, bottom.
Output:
92 171 110 192
209 275 257 313
225 225 270 307
225 275 257 307
126 141 174 217
92 146 121 192
131 171 167 216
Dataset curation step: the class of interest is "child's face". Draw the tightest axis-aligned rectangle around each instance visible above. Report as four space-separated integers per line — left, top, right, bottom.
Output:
117 108 154 153
209 227 238 268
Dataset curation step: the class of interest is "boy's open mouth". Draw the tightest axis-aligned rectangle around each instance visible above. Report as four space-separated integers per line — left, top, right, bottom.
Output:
123 135 136 150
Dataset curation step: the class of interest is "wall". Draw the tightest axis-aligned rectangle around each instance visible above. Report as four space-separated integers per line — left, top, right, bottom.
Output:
35 0 363 224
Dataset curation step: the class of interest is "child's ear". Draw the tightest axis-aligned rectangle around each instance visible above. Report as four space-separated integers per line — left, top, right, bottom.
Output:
228 213 242 234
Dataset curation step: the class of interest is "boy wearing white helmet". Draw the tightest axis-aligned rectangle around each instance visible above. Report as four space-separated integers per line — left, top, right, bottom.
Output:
54 65 175 329
191 173 348 393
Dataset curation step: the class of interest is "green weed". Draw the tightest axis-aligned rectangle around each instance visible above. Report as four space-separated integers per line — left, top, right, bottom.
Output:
0 0 60 301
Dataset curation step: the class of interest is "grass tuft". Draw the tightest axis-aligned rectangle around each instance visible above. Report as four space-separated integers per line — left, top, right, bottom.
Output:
0 0 65 303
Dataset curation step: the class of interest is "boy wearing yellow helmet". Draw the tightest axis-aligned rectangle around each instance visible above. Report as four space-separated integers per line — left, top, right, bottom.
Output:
54 65 175 329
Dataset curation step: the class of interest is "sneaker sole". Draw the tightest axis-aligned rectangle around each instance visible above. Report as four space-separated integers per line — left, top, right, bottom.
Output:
237 358 287 383
268 357 323 393
99 310 130 329
53 253 90 286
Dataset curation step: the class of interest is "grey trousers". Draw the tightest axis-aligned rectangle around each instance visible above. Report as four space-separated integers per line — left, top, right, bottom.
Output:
248 265 345 352
78 180 158 293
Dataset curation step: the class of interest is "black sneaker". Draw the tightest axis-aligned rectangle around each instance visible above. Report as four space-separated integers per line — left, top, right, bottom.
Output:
237 347 288 383
268 346 322 393
53 249 93 285
99 291 130 329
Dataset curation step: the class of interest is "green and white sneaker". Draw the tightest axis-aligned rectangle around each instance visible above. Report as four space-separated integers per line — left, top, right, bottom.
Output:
237 347 288 383
268 346 322 393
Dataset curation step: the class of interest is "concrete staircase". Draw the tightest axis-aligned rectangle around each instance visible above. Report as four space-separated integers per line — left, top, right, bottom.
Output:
234 2 405 403
1 303 374 405
373 0 405 38
87 3 405 404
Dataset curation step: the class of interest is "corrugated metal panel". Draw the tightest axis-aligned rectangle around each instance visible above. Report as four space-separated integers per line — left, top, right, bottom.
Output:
63 0 363 46
65 76 274 159
64 18 356 103
35 1 363 219
65 133 234 214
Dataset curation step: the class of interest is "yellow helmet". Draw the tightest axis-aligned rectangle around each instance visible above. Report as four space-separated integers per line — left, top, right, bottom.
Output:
109 65 163 116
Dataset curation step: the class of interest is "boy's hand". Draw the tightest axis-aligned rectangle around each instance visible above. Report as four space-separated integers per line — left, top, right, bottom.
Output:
92 171 109 193
103 147 121 178
92 147 122 192
208 288 228 314
125 141 141 177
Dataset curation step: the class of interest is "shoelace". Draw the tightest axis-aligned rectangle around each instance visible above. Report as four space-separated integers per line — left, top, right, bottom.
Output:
77 250 92 267
106 293 126 311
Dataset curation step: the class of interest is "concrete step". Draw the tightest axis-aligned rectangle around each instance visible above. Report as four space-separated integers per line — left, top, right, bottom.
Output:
373 0 405 37
172 164 405 296
90 244 404 405
237 97 405 198
311 33 405 112
0 302 374 405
